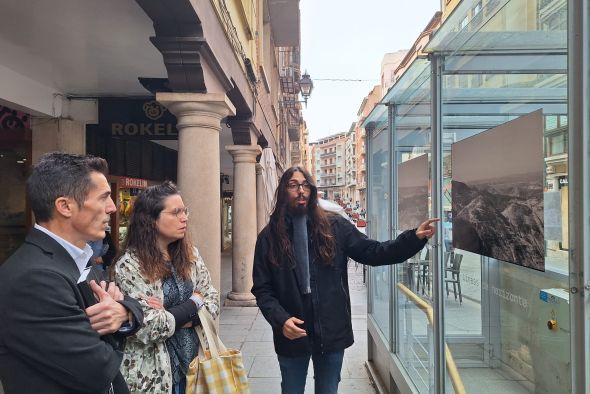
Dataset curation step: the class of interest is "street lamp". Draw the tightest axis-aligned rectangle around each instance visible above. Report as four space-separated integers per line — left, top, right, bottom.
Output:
299 71 313 107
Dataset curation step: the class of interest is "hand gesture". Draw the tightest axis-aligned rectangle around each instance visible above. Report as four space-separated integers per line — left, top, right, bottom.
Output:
282 317 307 340
99 280 123 301
86 280 129 335
416 218 440 240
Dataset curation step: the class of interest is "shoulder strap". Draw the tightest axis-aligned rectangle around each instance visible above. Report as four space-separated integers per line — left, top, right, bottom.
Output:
196 309 227 357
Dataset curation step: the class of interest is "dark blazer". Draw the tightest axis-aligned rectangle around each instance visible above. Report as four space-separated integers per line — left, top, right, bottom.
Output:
252 214 427 357
0 229 142 394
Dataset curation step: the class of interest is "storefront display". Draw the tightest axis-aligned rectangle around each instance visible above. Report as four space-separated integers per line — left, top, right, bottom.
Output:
363 0 573 392
221 195 232 251
109 176 154 248
0 106 31 264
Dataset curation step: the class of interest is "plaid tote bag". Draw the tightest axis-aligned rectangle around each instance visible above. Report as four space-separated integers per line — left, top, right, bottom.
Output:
186 308 250 394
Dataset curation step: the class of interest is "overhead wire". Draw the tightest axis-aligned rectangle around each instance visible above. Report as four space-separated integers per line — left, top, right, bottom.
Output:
312 78 379 82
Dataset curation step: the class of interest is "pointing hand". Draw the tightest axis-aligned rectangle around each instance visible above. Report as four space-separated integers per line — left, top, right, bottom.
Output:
416 218 440 240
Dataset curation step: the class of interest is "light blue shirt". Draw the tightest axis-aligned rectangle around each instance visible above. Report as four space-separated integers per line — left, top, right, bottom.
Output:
34 224 134 332
34 224 93 275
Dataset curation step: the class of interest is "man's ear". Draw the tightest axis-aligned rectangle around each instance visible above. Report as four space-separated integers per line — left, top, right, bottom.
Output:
54 197 74 218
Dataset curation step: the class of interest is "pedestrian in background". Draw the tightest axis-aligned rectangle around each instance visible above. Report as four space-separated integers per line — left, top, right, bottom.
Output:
113 181 219 394
252 166 438 394
0 152 143 394
89 227 116 269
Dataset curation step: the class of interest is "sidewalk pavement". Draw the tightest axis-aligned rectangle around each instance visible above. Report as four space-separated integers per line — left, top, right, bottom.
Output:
219 251 377 393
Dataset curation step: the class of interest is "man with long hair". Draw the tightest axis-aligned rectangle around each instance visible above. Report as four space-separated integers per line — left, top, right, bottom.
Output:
252 166 438 394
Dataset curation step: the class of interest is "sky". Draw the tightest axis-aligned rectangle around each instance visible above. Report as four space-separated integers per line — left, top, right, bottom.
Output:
300 0 442 142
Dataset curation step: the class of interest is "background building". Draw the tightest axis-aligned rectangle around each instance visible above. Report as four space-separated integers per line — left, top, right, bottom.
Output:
354 85 382 210
381 50 408 93
311 132 347 201
390 11 442 86
344 122 358 203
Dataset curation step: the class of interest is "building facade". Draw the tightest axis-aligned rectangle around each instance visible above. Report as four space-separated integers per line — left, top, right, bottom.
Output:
311 132 347 201
381 50 408 94
0 0 305 308
391 12 442 88
351 85 382 211
344 123 358 204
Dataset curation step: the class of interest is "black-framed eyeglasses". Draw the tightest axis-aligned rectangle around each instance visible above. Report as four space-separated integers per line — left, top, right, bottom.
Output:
287 182 312 191
162 207 189 218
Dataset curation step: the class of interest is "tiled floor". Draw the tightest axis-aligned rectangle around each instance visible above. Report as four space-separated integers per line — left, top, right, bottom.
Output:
220 251 377 393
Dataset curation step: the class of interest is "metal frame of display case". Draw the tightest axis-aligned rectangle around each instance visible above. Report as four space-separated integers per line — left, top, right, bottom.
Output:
363 0 590 391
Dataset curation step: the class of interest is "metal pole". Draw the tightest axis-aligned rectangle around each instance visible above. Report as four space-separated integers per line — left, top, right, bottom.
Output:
568 0 590 392
430 53 446 393
389 103 399 352
366 125 374 317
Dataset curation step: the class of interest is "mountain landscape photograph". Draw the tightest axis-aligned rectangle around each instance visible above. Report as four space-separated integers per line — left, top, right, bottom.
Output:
451 110 545 271
398 154 429 231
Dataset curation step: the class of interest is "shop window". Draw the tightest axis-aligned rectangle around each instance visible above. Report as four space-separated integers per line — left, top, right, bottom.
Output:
460 15 469 29
474 0 482 15
470 74 483 88
545 115 558 130
559 115 568 126
547 132 567 156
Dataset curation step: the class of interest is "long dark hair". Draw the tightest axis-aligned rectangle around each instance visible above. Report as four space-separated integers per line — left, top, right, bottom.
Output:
119 181 193 282
267 166 336 267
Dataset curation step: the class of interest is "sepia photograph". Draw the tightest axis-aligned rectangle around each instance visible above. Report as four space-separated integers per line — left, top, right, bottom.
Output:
452 110 545 271
398 154 429 231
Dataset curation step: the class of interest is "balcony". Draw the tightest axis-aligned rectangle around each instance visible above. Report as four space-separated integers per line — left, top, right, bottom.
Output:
278 48 301 95
288 127 300 141
269 1 300 47
320 150 336 158
287 110 301 141
280 69 298 96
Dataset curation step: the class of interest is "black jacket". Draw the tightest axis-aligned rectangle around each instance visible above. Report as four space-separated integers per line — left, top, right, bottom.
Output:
0 229 143 394
252 214 426 357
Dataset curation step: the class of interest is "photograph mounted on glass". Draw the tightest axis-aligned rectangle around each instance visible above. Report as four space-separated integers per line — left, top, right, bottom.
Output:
451 110 545 271
398 154 429 231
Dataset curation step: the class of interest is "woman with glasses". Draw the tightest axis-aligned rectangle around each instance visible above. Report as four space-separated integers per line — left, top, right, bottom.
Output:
113 181 219 394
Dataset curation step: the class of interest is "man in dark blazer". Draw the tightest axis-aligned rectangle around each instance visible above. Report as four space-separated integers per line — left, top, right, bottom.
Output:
0 152 143 394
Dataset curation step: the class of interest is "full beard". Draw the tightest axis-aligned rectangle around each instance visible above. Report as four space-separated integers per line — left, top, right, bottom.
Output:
289 203 308 216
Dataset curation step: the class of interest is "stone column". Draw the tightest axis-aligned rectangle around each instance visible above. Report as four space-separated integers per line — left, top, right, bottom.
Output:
31 118 86 163
255 163 266 234
225 144 262 306
157 93 236 292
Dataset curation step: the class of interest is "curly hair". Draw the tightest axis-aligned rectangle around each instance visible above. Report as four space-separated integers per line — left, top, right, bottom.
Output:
119 181 194 282
267 166 336 267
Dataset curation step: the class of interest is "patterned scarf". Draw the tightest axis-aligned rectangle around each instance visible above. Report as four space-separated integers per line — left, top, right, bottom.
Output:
162 264 200 385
